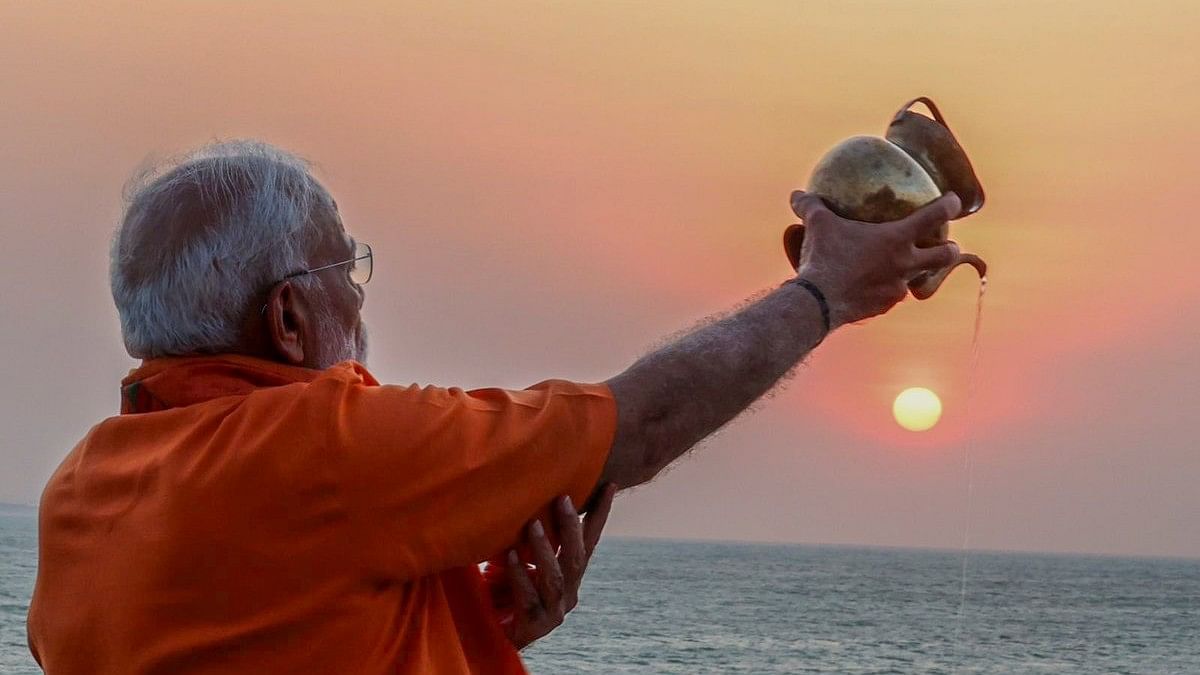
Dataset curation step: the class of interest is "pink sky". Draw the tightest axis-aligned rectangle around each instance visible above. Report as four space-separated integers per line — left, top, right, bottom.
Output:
2 1 1197 557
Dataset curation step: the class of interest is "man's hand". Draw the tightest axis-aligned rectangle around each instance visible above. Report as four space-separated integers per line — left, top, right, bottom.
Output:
789 190 963 328
501 484 616 650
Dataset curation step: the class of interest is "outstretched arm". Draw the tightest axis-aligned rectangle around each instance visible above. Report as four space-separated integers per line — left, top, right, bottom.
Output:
600 191 964 489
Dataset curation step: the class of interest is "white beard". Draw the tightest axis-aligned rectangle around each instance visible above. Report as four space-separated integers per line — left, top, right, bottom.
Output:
314 309 367 368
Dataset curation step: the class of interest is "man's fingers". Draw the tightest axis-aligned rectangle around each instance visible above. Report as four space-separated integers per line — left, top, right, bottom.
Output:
790 190 834 226
526 520 565 614
894 192 961 241
556 497 586 584
504 550 542 621
910 240 961 273
582 483 617 557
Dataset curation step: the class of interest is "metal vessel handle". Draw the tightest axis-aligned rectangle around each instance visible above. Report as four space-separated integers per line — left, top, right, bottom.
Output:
893 97 948 127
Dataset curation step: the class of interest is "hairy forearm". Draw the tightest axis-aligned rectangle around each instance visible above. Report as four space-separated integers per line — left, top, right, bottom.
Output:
602 281 827 488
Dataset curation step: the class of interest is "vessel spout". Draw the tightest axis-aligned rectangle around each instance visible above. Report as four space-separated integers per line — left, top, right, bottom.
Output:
909 253 987 300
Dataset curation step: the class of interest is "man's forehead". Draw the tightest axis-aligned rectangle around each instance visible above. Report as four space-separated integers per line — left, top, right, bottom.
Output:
320 203 354 252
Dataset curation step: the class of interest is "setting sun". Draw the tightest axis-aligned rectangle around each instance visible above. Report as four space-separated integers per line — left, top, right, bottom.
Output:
892 388 943 432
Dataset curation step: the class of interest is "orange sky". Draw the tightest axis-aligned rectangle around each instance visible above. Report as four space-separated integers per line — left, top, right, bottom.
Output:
2 1 1197 557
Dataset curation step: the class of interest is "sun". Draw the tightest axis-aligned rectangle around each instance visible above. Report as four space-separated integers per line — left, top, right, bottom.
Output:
892 387 943 432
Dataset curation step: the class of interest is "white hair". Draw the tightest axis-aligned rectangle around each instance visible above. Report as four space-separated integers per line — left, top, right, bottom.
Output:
110 140 337 358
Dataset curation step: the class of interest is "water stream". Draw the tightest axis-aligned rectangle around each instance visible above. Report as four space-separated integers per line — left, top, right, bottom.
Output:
953 275 988 660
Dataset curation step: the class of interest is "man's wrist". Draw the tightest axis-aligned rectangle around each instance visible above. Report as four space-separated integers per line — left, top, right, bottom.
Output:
789 278 831 337
780 276 841 345
792 265 850 330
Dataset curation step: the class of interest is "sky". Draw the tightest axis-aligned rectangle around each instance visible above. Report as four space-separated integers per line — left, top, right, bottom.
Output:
1 1 1197 558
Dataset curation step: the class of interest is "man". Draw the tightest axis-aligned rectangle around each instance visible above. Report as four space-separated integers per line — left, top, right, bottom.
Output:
28 141 963 673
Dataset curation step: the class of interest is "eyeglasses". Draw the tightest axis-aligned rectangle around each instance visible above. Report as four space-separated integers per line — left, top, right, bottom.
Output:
282 241 373 285
259 241 373 316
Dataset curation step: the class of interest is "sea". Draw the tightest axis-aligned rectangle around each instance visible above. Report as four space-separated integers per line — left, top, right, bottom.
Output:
2 505 1197 674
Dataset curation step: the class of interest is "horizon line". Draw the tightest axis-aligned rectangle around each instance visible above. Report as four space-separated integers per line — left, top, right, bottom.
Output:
3 502 1195 563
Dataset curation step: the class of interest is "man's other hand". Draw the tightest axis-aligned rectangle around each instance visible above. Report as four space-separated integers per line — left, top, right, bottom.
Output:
789 190 963 327
502 483 617 650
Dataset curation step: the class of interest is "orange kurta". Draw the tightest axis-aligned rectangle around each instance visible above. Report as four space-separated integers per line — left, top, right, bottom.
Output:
27 355 616 674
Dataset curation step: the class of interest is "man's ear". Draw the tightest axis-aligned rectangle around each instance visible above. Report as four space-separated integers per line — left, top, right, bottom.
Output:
265 281 311 365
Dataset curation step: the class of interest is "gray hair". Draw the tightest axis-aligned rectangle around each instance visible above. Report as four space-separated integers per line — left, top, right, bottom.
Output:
110 140 337 358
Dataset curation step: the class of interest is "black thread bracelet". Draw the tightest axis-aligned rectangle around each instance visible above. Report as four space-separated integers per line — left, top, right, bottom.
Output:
785 278 831 339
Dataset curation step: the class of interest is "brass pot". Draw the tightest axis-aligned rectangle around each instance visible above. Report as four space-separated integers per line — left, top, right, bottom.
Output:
784 97 987 300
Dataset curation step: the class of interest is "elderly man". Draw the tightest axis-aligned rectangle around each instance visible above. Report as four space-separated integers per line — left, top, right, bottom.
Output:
27 141 963 674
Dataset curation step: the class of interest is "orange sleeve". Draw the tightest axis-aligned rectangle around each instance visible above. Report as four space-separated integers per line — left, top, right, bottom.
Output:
324 377 617 581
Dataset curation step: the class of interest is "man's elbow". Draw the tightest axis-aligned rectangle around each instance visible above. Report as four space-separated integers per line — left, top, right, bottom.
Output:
603 373 679 489
603 425 672 490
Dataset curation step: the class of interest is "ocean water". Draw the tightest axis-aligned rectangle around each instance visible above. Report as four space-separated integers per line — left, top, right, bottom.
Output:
1 509 37 675
2 507 1197 674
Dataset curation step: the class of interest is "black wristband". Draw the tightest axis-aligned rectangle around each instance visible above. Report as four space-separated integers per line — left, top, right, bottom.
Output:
786 278 831 339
